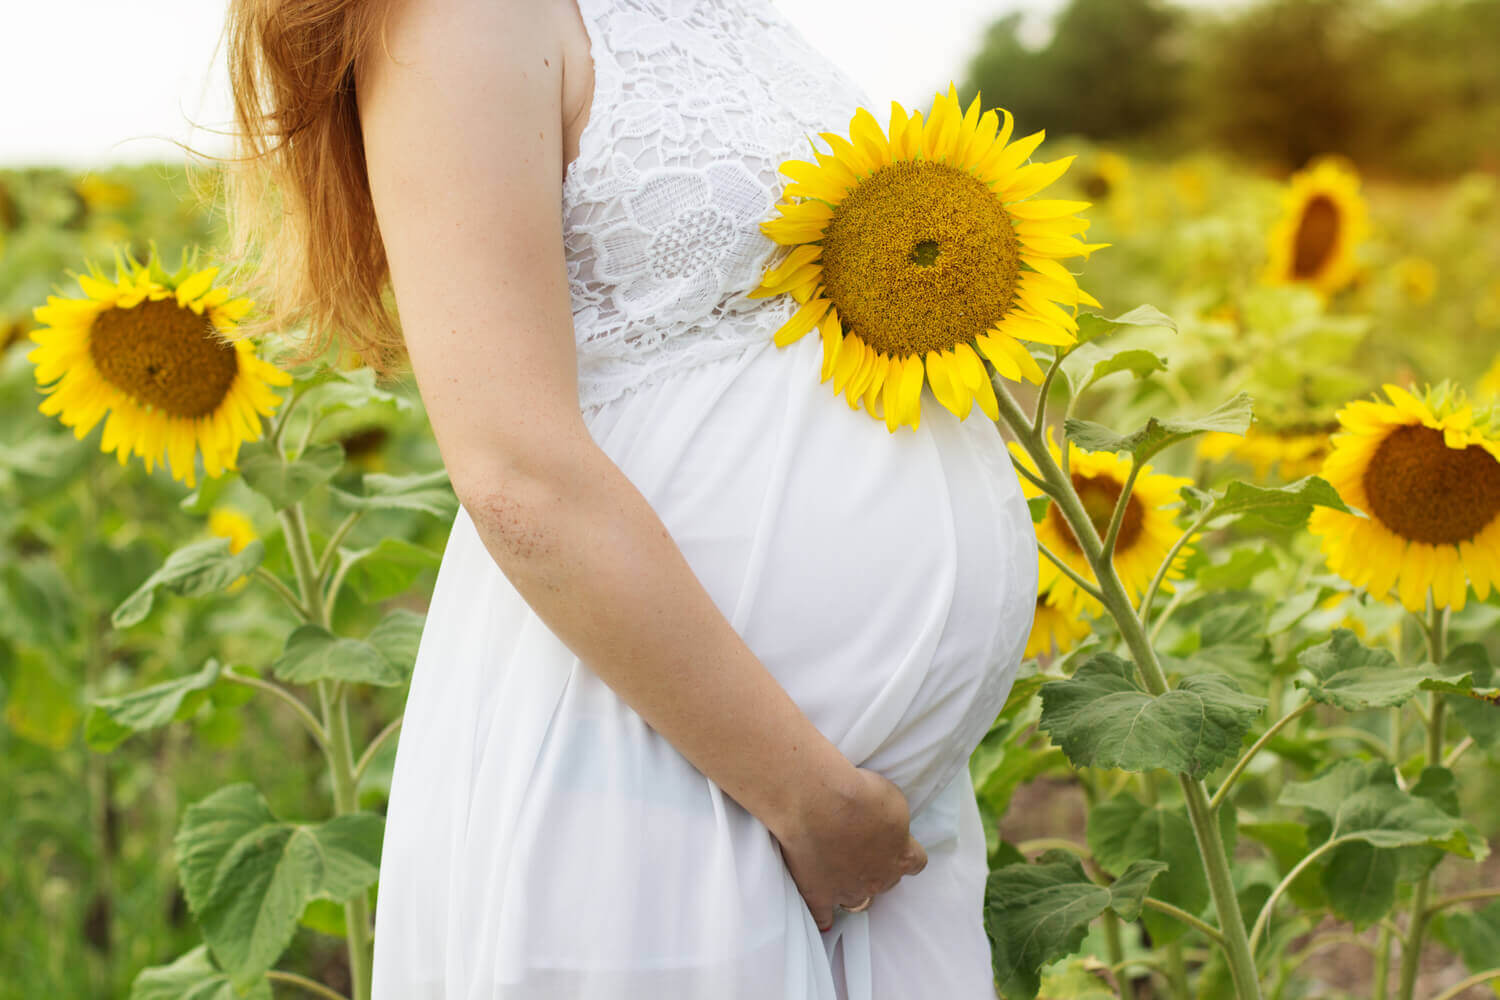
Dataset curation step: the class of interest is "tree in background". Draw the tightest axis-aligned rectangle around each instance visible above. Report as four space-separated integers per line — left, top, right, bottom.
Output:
961 0 1185 145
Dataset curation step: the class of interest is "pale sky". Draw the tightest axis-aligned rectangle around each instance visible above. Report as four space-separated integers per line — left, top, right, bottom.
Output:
0 0 1079 166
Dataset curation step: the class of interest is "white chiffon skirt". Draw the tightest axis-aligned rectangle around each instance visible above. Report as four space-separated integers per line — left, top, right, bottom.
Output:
370 331 1037 1000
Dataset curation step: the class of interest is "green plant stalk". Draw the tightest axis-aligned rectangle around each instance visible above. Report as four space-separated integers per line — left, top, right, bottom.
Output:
1373 923 1392 1000
1396 603 1448 1000
280 504 373 1000
993 383 1264 1000
1141 773 1192 1000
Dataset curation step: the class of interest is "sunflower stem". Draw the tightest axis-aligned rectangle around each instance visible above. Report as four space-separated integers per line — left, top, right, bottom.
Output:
1031 347 1066 439
993 381 1264 1000
279 504 374 1000
1210 700 1314 812
1395 601 1448 1000
1100 459 1142 563
317 510 363 579
253 565 312 620
1139 507 1212 625
1037 541 1107 606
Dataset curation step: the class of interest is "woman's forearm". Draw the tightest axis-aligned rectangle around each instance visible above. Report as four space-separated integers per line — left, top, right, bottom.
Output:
456 431 857 841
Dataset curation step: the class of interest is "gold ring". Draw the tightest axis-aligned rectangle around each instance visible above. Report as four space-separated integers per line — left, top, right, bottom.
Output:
845 896 873 913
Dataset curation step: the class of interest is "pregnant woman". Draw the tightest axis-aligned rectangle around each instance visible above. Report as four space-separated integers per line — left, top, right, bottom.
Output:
225 0 1038 996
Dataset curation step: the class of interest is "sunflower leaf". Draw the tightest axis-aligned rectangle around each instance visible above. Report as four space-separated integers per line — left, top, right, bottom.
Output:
173 783 383 992
1065 393 1253 462
1280 760 1489 927
272 624 404 687
366 608 426 682
1073 305 1177 346
85 658 224 751
112 538 266 628
1087 796 1211 945
1039 651 1265 777
1059 344 1169 398
1188 476 1354 528
328 469 457 520
1294 629 1435 710
984 850 1167 1000
1421 644 1500 750
342 537 441 604
237 440 345 512
129 944 271 1000
1027 496 1051 523
1432 901 1500 984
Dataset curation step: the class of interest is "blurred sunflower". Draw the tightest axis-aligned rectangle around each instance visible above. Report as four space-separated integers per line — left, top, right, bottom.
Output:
1199 421 1337 481
208 506 258 593
1264 158 1369 298
1479 357 1500 401
1075 151 1135 231
28 249 292 488
1011 433 1195 610
752 84 1106 433
1025 585 1092 659
1391 256 1438 305
1309 383 1500 612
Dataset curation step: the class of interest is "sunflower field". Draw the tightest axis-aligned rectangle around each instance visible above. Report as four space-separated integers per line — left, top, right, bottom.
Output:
5 27 1500 1000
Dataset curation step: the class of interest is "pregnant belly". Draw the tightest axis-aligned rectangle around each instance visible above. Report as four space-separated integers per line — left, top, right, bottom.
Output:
584 334 1039 823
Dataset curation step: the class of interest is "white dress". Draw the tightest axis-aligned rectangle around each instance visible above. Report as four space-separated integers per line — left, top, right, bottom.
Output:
369 2 1038 998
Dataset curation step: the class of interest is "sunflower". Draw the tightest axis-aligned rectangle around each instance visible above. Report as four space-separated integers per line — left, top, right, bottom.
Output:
1309 383 1500 613
1264 158 1369 298
1198 421 1337 481
751 85 1106 433
1011 433 1195 610
28 249 292 489
1391 256 1438 305
1025 585 1092 659
208 506 258 593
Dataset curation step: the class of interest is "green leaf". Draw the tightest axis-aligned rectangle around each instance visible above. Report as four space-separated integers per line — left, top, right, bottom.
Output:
174 783 383 992
1423 644 1500 751
1281 759 1488 866
129 944 271 1000
1320 840 1398 930
1191 548 1278 592
1087 796 1208 944
113 538 266 628
329 469 456 520
1027 496 1051 524
1040 652 1265 778
984 850 1167 1000
1188 476 1354 528
1294 629 1434 711
179 472 237 516
1065 393 1253 463
366 608 425 681
1073 305 1177 345
1432 901 1500 982
236 440 344 512
1240 821 1327 911
304 366 414 417
1059 343 1169 397
272 625 403 687
343 536 440 603
2 647 81 750
85 659 224 751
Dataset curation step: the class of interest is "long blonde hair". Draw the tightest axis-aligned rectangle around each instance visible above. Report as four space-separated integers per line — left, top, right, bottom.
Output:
221 0 405 380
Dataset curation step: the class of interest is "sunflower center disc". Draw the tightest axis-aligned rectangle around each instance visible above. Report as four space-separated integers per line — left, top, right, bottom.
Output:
1049 472 1144 554
1363 424 1500 545
1292 194 1340 279
819 160 1021 357
88 297 239 419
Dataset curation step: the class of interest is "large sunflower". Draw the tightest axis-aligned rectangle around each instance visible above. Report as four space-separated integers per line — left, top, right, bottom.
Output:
751 85 1106 433
28 250 291 488
1309 383 1500 613
1025 584 1093 660
1011 434 1195 611
1264 158 1369 298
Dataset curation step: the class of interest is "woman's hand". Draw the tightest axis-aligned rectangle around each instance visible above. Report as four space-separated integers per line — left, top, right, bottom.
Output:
772 765 928 932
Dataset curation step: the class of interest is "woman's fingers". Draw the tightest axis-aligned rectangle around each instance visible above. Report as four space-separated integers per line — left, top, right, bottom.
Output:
904 835 928 875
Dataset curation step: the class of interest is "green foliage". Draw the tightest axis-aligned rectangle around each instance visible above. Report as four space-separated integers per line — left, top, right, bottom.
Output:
174 783 383 992
1039 652 1265 778
984 850 1166 1000
112 538 267 628
130 945 271 1000
85 658 225 751
1066 392 1253 462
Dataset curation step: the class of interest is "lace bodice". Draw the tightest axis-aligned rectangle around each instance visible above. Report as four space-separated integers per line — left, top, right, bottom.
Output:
562 0 870 411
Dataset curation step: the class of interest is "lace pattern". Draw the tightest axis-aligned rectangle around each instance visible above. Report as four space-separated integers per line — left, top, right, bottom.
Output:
562 0 870 411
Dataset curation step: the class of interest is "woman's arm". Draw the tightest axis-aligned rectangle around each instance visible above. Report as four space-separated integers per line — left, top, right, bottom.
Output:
356 0 924 927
